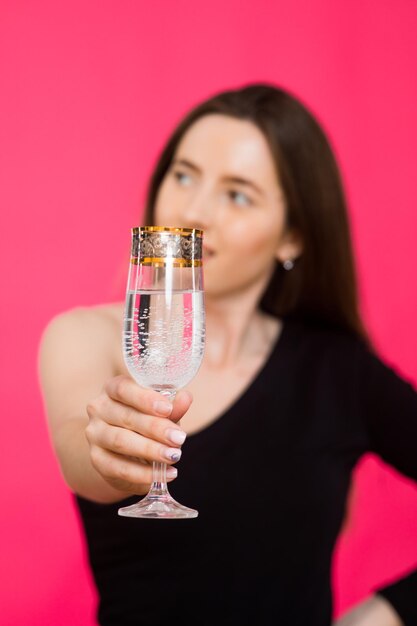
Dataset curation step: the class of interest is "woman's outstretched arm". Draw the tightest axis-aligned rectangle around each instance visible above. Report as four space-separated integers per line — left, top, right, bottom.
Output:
38 307 191 503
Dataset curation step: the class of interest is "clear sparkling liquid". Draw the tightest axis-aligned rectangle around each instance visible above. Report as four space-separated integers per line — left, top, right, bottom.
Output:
123 290 205 390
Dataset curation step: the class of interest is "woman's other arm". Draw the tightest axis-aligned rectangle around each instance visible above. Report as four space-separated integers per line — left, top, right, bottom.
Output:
335 343 417 626
333 595 403 625
39 307 191 503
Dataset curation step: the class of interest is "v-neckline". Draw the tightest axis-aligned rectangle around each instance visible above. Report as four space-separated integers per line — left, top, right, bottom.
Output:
185 319 293 441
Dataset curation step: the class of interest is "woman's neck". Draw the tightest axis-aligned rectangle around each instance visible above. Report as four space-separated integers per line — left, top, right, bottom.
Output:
204 286 280 368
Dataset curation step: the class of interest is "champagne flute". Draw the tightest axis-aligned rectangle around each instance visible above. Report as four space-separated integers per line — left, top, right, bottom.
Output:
118 226 205 519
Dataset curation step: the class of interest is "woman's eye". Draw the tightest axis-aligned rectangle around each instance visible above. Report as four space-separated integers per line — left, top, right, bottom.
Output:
228 190 252 207
173 170 192 187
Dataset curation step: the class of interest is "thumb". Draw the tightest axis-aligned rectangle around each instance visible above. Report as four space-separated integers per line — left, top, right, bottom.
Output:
170 389 193 424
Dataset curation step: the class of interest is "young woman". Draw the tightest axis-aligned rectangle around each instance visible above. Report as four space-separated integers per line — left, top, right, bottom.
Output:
39 84 417 626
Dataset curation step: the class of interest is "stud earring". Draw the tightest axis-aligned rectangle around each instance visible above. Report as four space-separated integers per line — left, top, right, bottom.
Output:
283 259 294 271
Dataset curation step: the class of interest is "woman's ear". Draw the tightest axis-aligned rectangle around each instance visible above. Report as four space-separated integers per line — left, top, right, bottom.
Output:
275 229 303 264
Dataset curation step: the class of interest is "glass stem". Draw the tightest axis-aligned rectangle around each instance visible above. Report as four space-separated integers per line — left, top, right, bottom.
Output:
148 389 177 499
149 461 168 497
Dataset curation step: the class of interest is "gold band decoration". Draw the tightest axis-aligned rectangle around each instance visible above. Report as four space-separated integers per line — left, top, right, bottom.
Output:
131 226 203 267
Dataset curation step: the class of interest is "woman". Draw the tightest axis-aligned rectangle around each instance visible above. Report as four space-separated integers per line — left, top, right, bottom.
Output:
39 84 417 626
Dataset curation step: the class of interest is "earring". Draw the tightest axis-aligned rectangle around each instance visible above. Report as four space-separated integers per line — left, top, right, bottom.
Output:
283 259 294 271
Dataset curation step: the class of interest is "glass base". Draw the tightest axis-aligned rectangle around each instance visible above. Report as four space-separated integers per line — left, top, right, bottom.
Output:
118 494 199 519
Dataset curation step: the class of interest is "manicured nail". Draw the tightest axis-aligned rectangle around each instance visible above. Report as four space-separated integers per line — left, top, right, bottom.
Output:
163 447 182 462
166 467 178 478
166 428 187 445
154 400 172 416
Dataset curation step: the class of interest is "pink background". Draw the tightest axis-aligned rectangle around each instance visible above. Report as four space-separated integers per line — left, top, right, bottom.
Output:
1 1 417 624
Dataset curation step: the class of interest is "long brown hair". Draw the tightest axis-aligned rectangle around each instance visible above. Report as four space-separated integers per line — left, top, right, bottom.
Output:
143 84 367 340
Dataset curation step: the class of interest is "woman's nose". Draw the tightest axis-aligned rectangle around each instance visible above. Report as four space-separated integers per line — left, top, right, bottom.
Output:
181 189 213 230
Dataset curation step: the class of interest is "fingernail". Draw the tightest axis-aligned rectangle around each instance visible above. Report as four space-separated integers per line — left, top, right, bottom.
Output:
154 400 172 416
166 428 187 445
163 447 182 462
166 467 178 478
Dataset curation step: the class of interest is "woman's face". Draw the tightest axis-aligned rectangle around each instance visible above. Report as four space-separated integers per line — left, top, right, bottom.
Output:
154 114 300 299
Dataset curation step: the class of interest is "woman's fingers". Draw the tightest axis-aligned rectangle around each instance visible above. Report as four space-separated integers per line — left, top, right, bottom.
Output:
89 445 178 495
92 421 184 465
105 375 172 416
104 374 193 420
87 394 188 448
88 375 192 441
85 375 193 493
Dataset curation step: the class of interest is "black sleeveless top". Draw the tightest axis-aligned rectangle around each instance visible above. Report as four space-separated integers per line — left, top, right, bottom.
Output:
76 320 417 625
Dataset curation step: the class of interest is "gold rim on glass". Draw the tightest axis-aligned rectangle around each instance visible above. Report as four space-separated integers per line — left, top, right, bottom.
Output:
130 258 203 267
130 225 203 267
132 226 203 237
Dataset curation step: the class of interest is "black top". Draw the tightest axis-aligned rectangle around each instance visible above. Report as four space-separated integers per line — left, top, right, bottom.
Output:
76 319 417 626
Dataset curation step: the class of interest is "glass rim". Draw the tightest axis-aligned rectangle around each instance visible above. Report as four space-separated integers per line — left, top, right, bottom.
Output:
132 226 203 237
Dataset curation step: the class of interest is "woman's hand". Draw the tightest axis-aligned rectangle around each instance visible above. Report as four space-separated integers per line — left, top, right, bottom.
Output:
333 595 404 626
85 375 192 495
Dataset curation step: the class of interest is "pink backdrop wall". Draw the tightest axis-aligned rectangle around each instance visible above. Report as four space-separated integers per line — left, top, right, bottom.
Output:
1 1 416 624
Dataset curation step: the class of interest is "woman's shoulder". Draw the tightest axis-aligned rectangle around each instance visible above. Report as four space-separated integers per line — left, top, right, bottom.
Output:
286 316 366 351
43 301 123 337
282 317 375 379
40 302 124 371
